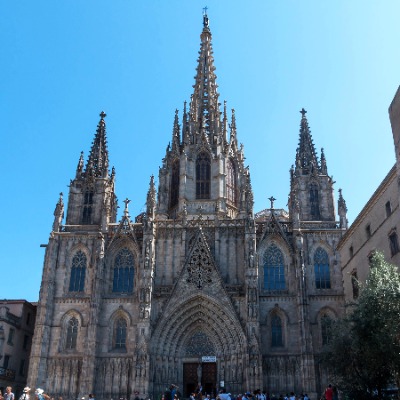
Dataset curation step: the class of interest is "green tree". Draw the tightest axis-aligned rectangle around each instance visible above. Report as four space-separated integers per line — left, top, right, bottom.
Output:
322 252 400 399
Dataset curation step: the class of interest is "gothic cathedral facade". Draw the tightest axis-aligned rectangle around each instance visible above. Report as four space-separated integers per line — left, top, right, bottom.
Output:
28 13 348 400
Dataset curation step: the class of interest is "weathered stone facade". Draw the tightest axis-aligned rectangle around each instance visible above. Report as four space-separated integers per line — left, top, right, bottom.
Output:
28 12 347 400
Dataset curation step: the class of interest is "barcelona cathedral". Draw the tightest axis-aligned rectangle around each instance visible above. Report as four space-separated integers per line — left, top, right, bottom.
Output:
28 11 349 400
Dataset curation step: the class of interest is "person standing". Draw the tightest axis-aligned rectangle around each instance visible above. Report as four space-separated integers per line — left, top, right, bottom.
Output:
19 388 31 400
324 385 333 400
4 387 14 400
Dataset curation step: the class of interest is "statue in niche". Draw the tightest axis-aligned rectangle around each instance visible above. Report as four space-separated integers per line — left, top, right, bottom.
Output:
197 363 202 383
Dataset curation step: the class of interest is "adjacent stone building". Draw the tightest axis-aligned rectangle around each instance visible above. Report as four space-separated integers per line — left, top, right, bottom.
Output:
28 13 348 400
338 86 400 302
0 300 37 397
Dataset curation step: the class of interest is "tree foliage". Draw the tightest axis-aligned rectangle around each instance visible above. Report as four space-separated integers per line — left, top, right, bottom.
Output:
321 252 400 399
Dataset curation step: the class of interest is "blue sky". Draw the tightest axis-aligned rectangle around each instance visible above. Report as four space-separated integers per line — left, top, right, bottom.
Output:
1 1 399 302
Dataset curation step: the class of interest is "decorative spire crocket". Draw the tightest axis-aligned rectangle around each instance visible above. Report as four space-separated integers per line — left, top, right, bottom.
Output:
190 9 221 139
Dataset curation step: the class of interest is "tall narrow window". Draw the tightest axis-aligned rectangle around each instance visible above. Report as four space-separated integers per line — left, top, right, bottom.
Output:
114 318 127 350
314 247 331 289
366 224 371 238
310 184 321 220
69 250 87 292
386 201 392 218
271 315 283 347
263 244 286 290
351 270 359 299
66 317 78 350
113 248 134 293
389 231 400 256
196 152 211 199
226 159 236 206
321 314 333 345
170 159 180 209
82 191 94 224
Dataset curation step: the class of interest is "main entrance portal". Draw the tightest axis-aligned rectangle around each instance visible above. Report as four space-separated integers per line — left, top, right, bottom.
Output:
183 363 217 397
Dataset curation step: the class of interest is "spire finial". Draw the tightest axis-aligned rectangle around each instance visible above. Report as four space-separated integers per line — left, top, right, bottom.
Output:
100 111 106 119
268 196 276 209
300 108 307 117
203 6 209 28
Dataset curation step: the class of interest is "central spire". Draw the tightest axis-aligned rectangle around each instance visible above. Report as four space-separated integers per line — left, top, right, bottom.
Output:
85 111 110 179
295 108 319 174
190 9 221 138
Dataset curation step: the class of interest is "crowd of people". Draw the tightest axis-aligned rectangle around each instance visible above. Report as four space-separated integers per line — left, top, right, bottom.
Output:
160 386 317 400
0 387 97 400
158 384 339 400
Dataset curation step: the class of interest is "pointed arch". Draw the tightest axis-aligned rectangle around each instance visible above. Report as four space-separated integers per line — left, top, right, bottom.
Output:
317 308 337 346
196 151 211 199
60 310 83 352
152 294 247 358
170 158 180 209
226 158 237 206
314 247 331 289
69 250 87 292
263 244 286 290
112 248 135 293
108 308 132 352
266 306 288 350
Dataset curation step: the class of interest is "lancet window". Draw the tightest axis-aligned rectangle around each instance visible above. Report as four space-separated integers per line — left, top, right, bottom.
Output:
226 159 237 206
321 314 333 345
66 317 78 350
196 152 211 199
69 250 86 292
82 190 93 224
271 315 283 347
263 244 286 290
113 318 127 350
310 184 321 220
314 247 331 289
112 248 134 293
170 159 180 209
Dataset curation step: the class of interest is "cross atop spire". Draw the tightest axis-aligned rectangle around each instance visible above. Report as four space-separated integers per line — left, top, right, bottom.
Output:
100 111 106 119
268 196 276 209
203 6 209 28
300 108 307 117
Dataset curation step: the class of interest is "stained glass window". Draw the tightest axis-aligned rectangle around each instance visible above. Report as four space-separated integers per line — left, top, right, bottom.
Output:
263 245 286 290
196 152 211 199
66 317 78 350
113 248 134 293
114 318 127 350
69 250 86 292
314 247 330 289
271 315 283 347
